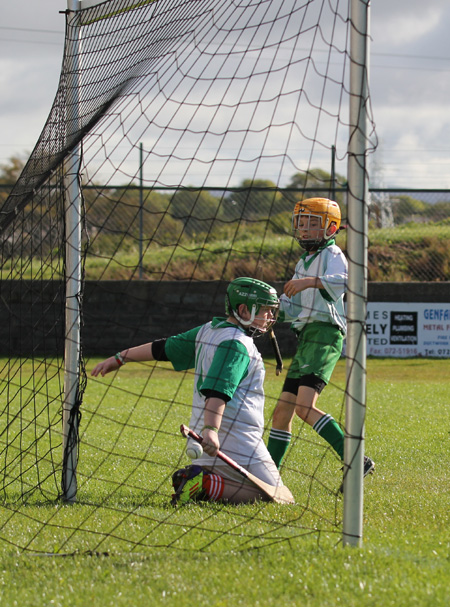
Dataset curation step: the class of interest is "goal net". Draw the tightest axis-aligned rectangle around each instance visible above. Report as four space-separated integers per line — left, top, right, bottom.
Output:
0 0 374 553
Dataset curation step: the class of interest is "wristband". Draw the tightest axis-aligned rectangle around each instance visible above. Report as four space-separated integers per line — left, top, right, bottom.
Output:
115 352 125 366
202 425 219 433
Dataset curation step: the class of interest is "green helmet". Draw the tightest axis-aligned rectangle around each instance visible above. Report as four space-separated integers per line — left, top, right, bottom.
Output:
225 277 279 337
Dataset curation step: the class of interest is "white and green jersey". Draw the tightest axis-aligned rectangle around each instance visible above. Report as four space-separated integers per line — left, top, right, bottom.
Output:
165 317 280 484
280 240 348 335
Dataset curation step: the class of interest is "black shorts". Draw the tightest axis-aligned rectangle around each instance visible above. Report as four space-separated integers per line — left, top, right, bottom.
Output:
282 373 326 396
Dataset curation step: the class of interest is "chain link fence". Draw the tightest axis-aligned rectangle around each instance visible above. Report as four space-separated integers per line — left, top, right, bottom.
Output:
1 185 449 282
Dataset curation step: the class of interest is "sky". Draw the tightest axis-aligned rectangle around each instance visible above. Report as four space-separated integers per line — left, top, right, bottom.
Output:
1 0 449 189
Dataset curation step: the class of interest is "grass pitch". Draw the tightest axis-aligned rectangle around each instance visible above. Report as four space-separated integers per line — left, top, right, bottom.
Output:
0 357 449 606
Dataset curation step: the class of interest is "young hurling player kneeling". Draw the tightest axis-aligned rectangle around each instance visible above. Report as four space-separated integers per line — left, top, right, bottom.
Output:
266 198 375 488
91 277 289 506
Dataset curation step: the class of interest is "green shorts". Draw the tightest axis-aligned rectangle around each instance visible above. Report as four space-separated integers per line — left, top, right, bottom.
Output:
287 322 344 385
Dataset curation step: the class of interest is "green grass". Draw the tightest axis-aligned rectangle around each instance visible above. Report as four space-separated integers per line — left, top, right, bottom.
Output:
0 358 449 606
367 221 450 244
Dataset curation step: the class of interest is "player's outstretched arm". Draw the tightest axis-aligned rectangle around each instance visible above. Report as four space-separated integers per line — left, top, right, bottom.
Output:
91 343 155 377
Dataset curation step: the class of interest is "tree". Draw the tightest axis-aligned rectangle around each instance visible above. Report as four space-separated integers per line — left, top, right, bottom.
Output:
392 195 428 224
0 155 27 206
286 167 347 207
285 168 347 219
0 155 26 184
170 188 220 238
423 200 450 221
84 185 181 253
222 179 286 222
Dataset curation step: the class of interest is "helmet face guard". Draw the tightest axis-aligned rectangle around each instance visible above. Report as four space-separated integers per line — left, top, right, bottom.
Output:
292 198 341 251
225 277 279 338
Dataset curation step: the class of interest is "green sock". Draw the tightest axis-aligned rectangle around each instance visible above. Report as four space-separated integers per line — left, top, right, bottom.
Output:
267 428 292 469
313 414 344 460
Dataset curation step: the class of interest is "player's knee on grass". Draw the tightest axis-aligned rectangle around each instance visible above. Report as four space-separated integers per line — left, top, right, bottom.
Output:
220 478 270 504
172 466 268 505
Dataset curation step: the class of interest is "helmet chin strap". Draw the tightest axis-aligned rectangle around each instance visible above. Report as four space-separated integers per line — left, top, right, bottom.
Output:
232 304 256 328
232 305 274 338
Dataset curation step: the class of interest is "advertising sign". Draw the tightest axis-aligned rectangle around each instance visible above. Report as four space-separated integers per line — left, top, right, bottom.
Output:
365 302 450 357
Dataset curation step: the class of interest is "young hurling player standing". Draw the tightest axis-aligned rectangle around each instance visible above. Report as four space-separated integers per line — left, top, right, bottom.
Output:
92 277 289 505
266 198 375 485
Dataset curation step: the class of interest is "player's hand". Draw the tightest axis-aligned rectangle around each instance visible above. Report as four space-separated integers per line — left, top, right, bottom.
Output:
91 357 120 377
283 278 307 297
201 428 220 456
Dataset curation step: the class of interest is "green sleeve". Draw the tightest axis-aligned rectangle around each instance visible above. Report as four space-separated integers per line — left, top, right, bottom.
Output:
164 325 202 371
200 339 250 400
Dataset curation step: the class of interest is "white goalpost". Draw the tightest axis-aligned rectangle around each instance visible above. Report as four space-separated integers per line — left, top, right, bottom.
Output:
343 0 370 547
62 0 83 503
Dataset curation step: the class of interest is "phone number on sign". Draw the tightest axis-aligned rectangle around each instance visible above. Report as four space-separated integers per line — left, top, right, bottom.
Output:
424 349 450 357
375 347 419 356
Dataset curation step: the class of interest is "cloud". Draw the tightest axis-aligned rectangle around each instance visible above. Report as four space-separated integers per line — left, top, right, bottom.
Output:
372 9 442 47
368 0 450 186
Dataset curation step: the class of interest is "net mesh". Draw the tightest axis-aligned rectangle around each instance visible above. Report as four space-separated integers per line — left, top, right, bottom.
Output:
0 0 374 553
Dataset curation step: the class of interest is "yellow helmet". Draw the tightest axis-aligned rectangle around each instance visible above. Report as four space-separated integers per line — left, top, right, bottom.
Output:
292 197 341 251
